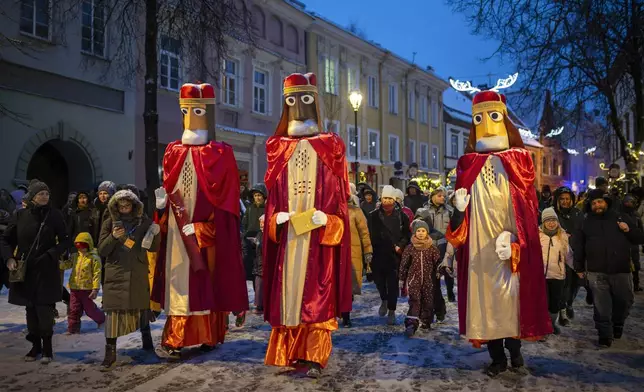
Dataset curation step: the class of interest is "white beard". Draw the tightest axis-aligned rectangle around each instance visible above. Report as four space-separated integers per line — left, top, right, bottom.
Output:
475 135 509 152
181 129 208 145
287 120 319 137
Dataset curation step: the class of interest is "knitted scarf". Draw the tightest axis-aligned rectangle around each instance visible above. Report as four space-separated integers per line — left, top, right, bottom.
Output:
411 235 432 250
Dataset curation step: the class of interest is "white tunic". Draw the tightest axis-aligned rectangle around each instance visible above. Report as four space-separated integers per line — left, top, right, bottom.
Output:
466 156 519 340
164 153 209 316
281 140 317 326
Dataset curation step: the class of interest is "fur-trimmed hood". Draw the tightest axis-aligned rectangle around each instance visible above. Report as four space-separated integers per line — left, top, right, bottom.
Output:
108 189 144 220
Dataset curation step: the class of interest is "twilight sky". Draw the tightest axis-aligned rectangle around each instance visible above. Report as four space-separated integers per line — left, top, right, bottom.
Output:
302 0 516 85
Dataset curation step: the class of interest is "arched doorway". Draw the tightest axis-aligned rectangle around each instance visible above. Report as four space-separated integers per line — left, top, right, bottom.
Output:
26 140 94 208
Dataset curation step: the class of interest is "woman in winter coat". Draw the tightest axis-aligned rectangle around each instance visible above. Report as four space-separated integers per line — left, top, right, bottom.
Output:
98 189 160 370
360 185 378 217
1 180 69 364
539 207 573 335
343 189 373 327
400 220 441 336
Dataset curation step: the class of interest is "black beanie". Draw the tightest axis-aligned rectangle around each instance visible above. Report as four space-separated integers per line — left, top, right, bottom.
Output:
27 179 50 201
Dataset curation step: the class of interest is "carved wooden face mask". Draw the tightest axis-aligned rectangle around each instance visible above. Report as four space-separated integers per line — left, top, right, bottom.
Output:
285 92 319 137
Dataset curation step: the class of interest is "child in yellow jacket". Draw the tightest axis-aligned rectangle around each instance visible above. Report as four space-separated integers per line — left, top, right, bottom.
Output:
60 232 105 334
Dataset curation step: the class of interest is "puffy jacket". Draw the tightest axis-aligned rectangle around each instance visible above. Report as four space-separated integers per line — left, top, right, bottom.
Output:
60 232 101 290
539 230 572 280
349 205 372 294
416 203 452 235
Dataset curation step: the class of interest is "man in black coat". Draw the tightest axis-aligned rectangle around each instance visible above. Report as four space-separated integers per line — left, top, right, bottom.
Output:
573 189 644 347
553 186 584 324
368 185 410 325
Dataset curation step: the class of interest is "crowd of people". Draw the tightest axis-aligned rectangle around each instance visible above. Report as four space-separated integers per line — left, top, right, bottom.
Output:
1 73 643 381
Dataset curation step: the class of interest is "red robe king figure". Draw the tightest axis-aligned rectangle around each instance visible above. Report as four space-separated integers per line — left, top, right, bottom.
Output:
444 75 552 377
262 73 352 377
152 83 248 360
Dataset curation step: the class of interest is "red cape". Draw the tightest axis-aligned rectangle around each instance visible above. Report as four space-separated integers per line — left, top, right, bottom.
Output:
449 148 551 338
262 133 352 326
151 141 248 312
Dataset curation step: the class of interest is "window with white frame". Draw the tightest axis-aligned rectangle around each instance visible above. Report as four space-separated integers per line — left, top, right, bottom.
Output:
347 66 359 92
368 75 378 108
160 35 181 91
451 134 458 157
253 68 269 114
463 134 469 153
408 139 416 164
324 119 340 134
419 96 428 123
431 99 439 127
81 0 106 57
431 145 439 170
388 84 398 115
223 58 240 106
324 56 338 95
420 143 429 169
389 135 399 162
20 0 51 40
368 129 380 160
347 124 361 159
408 90 415 119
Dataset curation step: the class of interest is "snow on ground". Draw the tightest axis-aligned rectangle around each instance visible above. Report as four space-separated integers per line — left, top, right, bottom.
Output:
1 278 643 392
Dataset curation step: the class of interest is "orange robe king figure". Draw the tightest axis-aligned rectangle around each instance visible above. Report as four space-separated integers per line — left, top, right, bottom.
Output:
444 75 552 377
152 83 249 360
262 73 352 378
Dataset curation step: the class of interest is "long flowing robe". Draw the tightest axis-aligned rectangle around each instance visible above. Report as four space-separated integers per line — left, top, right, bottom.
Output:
151 141 248 349
263 133 352 368
446 148 551 344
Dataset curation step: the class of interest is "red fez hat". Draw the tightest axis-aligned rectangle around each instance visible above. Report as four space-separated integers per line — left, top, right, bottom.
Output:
180 83 216 105
283 73 318 95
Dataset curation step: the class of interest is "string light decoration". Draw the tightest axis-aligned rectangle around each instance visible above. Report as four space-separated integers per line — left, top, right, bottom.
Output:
411 175 442 193
519 128 538 140
545 126 564 138
584 146 596 155
567 149 579 155
449 73 519 95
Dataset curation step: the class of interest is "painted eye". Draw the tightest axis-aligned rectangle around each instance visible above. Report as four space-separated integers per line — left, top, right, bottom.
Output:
473 114 483 125
301 94 315 104
285 96 296 106
193 108 206 116
180 108 189 115
489 111 503 122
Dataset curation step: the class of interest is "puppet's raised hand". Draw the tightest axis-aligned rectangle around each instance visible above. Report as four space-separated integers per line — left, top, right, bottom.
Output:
453 188 470 212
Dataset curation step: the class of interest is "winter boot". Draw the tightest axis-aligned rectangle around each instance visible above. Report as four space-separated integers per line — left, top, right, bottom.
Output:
378 301 388 317
486 340 508 377
24 335 42 362
486 361 508 377
558 309 570 326
155 345 181 361
613 326 624 340
566 306 575 320
447 291 456 303
306 362 322 378
598 337 613 348
387 310 396 325
585 289 593 305
341 312 352 328
550 313 561 335
141 329 154 351
100 344 117 371
41 336 53 364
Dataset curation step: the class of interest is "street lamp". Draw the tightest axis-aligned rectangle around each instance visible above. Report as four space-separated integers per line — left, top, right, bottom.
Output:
349 90 363 187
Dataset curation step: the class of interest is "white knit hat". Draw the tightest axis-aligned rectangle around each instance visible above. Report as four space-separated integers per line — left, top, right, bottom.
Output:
541 207 558 222
381 185 397 199
349 183 357 195
394 188 404 202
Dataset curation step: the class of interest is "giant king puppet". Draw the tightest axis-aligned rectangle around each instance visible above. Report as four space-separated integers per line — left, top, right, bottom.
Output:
152 82 249 360
444 74 552 377
262 73 352 378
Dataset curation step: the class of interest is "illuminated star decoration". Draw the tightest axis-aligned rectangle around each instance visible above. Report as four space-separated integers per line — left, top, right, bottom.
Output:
584 146 596 155
545 126 564 138
567 148 579 155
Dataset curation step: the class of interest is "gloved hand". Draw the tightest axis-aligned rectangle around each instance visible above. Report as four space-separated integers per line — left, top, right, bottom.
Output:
6 258 17 271
182 224 195 236
148 223 161 235
495 231 514 261
439 259 454 277
276 212 293 225
89 289 99 300
453 188 471 212
312 210 328 226
155 187 168 209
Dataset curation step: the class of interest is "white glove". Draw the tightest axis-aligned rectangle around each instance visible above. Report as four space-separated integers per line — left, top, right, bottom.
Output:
155 187 168 209
182 224 195 236
6 258 17 271
495 231 515 261
453 188 471 212
276 212 293 225
312 210 328 226
148 223 161 235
